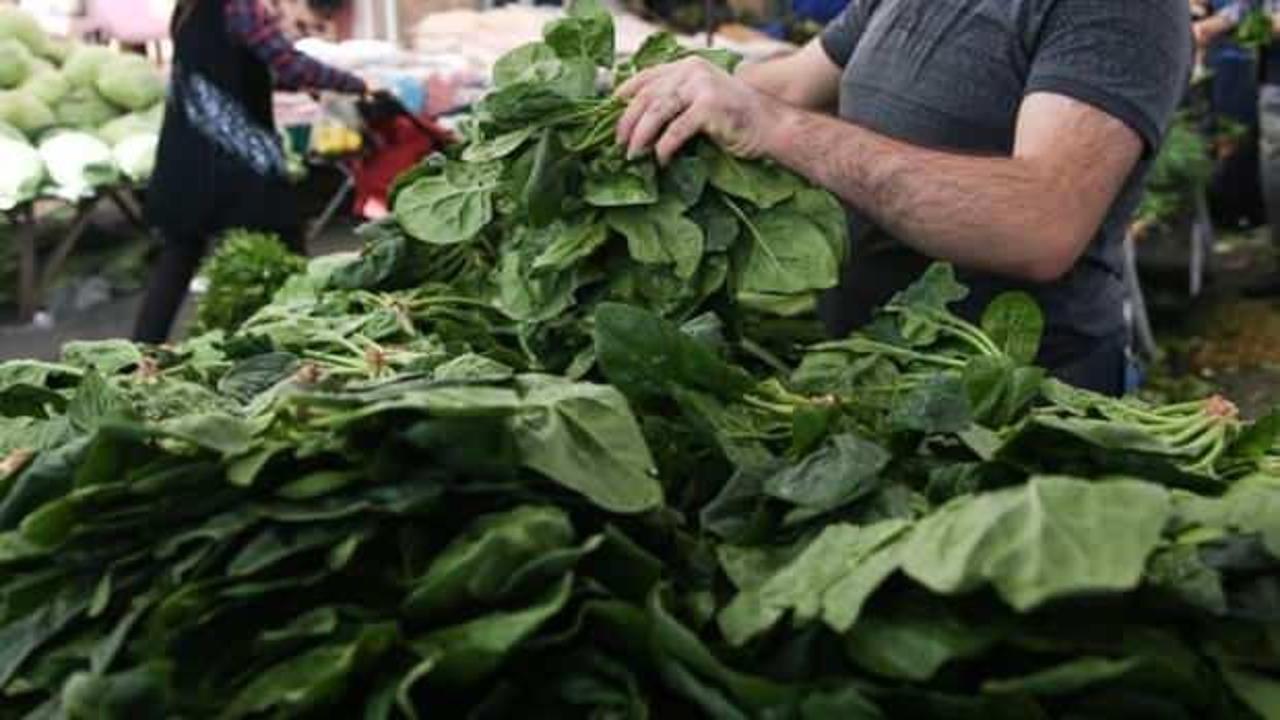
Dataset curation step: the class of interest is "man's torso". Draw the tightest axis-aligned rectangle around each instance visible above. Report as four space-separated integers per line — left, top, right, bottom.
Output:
819 0 1188 372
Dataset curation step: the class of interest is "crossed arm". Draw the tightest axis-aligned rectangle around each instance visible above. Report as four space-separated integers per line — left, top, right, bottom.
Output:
615 41 1144 283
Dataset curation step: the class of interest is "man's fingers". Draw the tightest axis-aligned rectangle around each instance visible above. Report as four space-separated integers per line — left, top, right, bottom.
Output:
615 66 664 99
616 91 654 146
628 95 685 159
655 104 706 165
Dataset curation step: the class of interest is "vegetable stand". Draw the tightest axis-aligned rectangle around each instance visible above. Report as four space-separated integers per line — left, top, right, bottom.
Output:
5 184 147 323
1 6 1279 717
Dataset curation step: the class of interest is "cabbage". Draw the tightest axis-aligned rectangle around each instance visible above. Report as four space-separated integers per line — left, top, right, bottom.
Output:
113 133 157 182
61 45 115 87
142 102 164 124
0 134 44 209
0 38 33 89
96 55 164 111
98 110 161 145
0 6 49 57
0 120 22 142
39 130 117 199
54 86 120 129
0 91 55 137
21 66 69 105
40 36 71 64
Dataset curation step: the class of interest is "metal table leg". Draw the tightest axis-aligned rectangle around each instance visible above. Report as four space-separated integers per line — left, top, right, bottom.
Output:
1123 232 1159 360
1189 190 1214 298
306 165 356 247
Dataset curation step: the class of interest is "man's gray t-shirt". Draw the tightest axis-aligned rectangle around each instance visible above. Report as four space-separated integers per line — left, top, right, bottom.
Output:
818 0 1191 373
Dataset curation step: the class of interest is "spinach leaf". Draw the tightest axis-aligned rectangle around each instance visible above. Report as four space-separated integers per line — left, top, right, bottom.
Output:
510 375 662 513
544 0 615 67
981 292 1044 365
844 595 1003 682
531 216 609 273
607 196 705 279
902 476 1171 611
594 302 755 401
584 155 659 207
702 144 800 209
762 433 890 513
717 520 910 646
394 163 501 245
728 199 838 296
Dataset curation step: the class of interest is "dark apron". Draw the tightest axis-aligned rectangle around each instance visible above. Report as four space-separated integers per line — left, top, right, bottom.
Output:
146 0 299 240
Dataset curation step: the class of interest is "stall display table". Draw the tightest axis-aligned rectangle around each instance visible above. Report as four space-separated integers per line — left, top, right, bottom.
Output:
5 186 147 324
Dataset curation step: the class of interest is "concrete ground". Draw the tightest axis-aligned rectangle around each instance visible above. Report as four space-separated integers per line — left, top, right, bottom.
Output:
1145 228 1280 418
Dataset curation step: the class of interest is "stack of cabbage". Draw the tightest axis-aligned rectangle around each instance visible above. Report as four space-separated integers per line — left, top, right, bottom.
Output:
0 6 164 209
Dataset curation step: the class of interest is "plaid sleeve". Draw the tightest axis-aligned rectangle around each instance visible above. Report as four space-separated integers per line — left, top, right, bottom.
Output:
1215 2 1245 24
223 0 366 93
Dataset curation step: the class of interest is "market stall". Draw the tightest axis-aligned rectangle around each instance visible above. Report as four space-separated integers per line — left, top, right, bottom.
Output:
5 185 147 323
0 3 1276 718
1 5 164 322
0 6 1279 716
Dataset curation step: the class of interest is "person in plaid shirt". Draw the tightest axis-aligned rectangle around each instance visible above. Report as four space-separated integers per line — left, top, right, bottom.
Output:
134 0 370 344
223 0 365 94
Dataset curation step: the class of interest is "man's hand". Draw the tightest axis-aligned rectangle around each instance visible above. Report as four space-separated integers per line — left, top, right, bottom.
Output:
614 58 780 164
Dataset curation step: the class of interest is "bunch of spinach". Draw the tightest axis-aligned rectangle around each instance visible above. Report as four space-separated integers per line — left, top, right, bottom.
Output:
370 0 844 369
196 230 308 335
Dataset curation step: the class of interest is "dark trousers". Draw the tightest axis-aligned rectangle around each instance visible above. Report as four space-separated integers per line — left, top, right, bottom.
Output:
132 229 303 344
1051 333 1132 397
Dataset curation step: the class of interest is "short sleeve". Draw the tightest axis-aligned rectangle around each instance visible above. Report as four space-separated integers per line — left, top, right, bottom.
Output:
1025 0 1193 153
820 0 874 68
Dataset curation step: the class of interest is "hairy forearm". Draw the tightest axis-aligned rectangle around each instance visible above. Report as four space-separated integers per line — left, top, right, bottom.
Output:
762 106 1083 282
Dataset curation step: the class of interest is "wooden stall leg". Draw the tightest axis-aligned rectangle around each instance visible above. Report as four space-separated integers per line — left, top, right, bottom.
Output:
38 199 101 297
107 188 147 232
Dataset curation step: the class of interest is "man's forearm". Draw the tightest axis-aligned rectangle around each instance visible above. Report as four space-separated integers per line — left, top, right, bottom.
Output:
761 105 1091 282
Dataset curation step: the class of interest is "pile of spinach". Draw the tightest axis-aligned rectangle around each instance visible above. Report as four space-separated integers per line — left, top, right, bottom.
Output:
0 5 1278 718
0 259 1277 718
345 0 845 370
